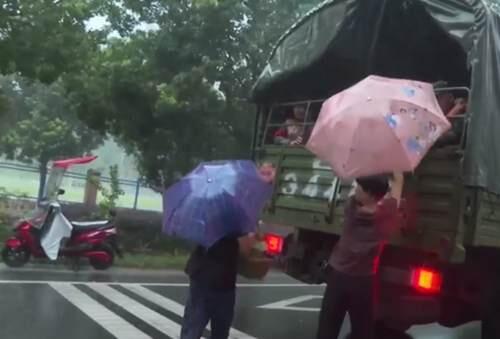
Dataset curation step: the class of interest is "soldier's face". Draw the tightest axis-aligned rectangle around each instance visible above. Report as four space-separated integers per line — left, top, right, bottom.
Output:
293 106 306 120
437 93 454 113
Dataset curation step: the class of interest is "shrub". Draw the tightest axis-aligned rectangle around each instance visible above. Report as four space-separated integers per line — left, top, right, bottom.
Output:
97 165 124 218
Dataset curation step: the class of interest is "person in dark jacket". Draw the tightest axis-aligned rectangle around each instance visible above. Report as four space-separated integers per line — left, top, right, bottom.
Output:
316 173 404 339
180 233 256 339
180 163 275 339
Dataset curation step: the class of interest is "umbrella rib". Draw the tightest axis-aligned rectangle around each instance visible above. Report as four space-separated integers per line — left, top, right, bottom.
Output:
380 112 414 169
344 113 414 176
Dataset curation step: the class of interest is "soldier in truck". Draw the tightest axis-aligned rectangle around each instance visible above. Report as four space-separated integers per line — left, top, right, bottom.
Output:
317 173 404 339
433 81 468 147
273 105 309 146
434 81 468 119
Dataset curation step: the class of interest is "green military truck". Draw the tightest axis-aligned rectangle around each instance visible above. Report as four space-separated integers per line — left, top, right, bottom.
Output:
251 0 500 336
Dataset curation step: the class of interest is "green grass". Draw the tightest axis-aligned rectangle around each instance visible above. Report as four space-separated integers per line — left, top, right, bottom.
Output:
0 167 162 211
115 253 188 270
0 223 11 243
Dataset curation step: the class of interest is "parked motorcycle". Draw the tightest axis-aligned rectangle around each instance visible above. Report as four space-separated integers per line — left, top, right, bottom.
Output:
2 156 122 270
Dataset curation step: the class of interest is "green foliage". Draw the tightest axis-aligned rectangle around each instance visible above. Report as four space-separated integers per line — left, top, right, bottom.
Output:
0 92 7 115
98 165 125 218
0 187 7 203
0 0 324 191
69 0 323 188
0 75 103 166
0 223 10 244
0 187 11 225
0 74 104 199
0 0 105 83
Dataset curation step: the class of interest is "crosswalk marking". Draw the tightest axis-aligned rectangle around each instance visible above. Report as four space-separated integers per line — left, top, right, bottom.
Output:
124 285 257 339
258 295 322 312
88 283 191 339
49 283 151 339
44 282 265 339
0 279 311 287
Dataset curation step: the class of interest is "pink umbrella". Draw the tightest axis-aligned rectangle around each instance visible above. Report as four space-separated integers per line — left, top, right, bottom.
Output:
306 75 451 179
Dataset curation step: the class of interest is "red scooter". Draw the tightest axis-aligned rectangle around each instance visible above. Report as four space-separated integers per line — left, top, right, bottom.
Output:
2 156 122 270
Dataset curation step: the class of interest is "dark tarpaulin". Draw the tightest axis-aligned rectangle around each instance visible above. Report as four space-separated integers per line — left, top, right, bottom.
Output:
251 0 500 195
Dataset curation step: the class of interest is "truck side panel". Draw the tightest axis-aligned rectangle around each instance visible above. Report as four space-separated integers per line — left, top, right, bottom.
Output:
259 145 467 260
260 146 341 234
472 191 500 248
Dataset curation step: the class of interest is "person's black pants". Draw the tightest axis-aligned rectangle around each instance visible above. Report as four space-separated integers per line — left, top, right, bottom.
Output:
181 279 236 339
317 268 375 339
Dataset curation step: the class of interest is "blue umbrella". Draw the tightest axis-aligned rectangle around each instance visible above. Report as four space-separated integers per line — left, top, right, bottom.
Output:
162 160 273 248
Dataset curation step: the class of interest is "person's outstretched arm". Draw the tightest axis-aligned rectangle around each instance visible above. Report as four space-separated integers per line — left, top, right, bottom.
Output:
238 233 257 258
390 172 404 207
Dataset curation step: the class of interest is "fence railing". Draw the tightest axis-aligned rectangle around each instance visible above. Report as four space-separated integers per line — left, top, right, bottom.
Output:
0 162 161 211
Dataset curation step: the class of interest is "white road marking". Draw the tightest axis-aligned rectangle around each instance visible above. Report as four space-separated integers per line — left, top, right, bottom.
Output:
124 285 257 339
49 283 151 339
88 283 188 339
258 295 323 312
0 280 316 287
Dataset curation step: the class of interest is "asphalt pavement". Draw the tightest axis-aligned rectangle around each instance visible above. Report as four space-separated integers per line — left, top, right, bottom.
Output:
0 265 480 339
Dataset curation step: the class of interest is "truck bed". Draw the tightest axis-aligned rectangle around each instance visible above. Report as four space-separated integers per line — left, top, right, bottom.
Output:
258 145 468 262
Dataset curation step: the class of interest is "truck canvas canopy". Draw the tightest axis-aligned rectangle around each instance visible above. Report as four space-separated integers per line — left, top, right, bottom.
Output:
251 0 500 195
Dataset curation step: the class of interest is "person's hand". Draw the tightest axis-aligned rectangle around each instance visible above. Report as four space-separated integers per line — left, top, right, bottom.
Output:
390 172 404 206
447 98 467 118
258 163 276 184
238 233 257 258
290 136 303 145
392 172 404 182
454 98 467 112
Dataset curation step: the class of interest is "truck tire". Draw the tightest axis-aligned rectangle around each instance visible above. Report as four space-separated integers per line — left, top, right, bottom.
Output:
481 274 500 339
307 251 330 284
374 321 412 339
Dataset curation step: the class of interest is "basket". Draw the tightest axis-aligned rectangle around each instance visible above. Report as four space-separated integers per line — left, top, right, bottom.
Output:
238 249 272 280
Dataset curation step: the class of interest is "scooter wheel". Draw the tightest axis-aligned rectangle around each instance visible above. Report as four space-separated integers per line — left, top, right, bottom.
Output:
2 247 30 268
89 244 115 270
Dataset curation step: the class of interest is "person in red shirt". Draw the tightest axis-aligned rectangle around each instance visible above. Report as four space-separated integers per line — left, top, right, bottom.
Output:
433 81 468 147
317 173 404 339
434 81 467 118
273 105 308 145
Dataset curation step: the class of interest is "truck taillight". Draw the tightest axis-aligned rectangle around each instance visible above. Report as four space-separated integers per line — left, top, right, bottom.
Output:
411 267 442 293
264 234 283 255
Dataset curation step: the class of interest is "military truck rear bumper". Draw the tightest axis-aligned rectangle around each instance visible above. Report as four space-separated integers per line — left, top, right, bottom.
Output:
377 267 441 327
378 287 441 328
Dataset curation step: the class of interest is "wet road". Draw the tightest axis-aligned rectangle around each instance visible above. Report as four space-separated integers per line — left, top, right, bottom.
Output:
0 265 480 339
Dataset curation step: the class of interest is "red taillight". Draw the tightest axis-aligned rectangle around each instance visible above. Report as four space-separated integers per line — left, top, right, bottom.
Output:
411 267 442 293
264 234 283 255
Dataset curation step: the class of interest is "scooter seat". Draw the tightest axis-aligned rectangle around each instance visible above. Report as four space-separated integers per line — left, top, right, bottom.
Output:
71 220 110 232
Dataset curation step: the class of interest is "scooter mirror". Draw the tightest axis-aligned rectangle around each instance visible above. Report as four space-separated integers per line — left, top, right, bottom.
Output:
57 189 65 196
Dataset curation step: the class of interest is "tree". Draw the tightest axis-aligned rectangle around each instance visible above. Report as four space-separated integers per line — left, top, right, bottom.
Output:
97 165 125 218
69 0 322 189
0 75 103 200
0 0 110 83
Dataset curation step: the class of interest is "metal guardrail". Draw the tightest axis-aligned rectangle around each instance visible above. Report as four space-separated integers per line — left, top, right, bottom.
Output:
0 162 151 210
261 86 472 147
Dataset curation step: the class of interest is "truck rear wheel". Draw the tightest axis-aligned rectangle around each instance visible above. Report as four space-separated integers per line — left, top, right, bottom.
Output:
481 274 500 339
307 250 330 284
374 321 412 339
